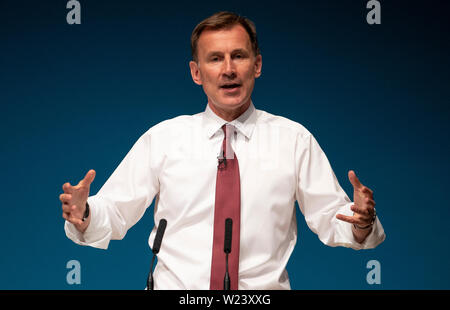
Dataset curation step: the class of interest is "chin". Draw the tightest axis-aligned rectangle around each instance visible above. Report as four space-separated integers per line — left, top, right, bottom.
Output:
218 97 249 109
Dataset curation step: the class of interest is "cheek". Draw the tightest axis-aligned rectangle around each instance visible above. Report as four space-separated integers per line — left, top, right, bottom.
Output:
203 76 219 92
200 66 219 82
242 65 257 81
242 70 256 88
199 71 219 95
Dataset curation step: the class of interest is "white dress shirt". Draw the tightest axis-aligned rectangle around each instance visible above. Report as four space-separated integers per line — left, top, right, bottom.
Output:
65 102 386 289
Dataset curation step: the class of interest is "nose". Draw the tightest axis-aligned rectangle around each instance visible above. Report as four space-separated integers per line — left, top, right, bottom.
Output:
222 56 236 80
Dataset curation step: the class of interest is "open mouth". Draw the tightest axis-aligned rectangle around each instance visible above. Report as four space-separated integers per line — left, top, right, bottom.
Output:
220 83 241 90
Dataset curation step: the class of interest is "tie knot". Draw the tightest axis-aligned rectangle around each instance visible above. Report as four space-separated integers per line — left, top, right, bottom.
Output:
221 124 236 147
222 124 236 138
218 124 236 165
221 124 227 135
221 124 229 144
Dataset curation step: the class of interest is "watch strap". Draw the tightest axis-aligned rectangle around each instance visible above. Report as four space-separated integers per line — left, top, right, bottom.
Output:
82 202 90 222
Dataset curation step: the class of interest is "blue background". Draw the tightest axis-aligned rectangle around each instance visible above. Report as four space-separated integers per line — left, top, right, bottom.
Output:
1 0 449 289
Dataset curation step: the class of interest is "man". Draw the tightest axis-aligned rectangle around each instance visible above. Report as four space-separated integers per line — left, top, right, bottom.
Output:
60 12 385 290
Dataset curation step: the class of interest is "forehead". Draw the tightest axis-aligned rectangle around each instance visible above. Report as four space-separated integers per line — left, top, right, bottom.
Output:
197 24 252 55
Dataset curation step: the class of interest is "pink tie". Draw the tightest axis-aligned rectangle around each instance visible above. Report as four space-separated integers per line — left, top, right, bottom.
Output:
210 124 241 290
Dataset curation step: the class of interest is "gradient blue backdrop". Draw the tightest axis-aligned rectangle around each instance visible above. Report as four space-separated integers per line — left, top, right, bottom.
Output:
1 0 449 289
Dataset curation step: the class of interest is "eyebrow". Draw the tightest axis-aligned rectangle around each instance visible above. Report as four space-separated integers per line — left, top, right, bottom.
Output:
206 48 250 58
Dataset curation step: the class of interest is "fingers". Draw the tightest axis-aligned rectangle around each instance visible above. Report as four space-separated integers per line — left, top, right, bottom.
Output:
361 186 374 198
62 202 75 214
348 170 362 190
60 193 71 203
349 170 374 200
365 197 375 207
80 169 96 187
62 182 73 194
351 199 375 215
350 210 373 223
61 170 94 228
62 211 83 226
61 200 75 214
336 214 360 225
60 192 81 221
351 204 368 215
336 214 369 226
63 169 96 192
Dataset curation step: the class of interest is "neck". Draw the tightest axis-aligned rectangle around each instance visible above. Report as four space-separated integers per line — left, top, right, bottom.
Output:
208 100 251 122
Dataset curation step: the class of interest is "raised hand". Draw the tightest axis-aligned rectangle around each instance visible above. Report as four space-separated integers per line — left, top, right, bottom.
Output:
336 170 376 230
60 169 96 233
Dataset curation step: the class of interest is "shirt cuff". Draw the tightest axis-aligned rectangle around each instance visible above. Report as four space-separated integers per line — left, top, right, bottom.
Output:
64 196 112 249
334 203 386 250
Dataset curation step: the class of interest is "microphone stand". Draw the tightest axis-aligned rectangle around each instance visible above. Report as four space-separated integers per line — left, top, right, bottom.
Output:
224 252 230 290
147 254 157 290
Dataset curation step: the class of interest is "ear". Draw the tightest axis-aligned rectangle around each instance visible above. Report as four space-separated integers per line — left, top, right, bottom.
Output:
254 54 262 78
189 61 203 85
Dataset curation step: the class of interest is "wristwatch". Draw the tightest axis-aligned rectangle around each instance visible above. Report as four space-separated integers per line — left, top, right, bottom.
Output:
82 202 90 222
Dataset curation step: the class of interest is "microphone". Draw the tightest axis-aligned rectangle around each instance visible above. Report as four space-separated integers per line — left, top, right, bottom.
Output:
223 218 232 290
218 150 227 169
152 219 167 255
146 219 167 290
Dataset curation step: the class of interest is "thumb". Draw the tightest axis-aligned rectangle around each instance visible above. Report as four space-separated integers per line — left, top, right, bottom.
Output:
348 170 362 190
80 169 96 186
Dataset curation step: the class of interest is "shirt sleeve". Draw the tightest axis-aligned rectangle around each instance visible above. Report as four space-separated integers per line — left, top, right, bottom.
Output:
295 133 386 250
64 130 160 249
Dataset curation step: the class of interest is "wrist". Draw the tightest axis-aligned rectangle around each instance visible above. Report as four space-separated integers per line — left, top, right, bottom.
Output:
353 223 372 230
352 224 372 243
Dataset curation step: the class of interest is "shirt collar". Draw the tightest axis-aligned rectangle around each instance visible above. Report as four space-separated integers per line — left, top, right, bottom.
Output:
202 101 257 139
